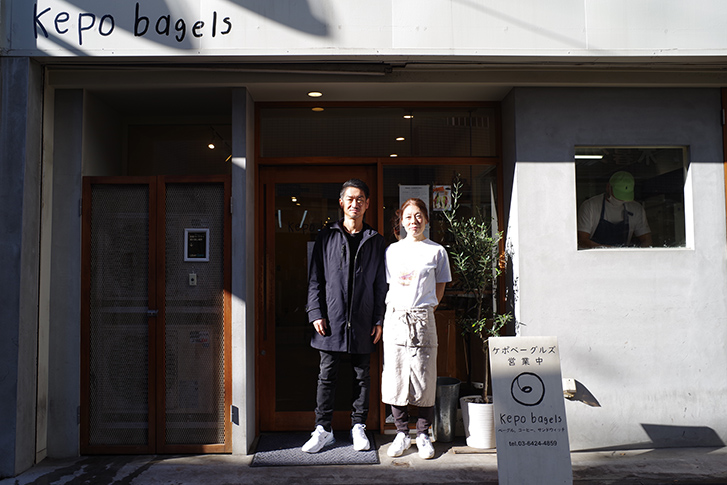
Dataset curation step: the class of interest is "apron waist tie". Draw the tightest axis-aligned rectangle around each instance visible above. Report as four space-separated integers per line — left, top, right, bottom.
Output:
390 307 430 353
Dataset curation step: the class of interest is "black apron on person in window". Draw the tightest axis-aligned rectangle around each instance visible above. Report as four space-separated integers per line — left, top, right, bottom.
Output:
591 196 631 247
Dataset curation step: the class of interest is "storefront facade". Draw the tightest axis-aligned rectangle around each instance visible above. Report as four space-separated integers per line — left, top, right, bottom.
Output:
3 0 727 478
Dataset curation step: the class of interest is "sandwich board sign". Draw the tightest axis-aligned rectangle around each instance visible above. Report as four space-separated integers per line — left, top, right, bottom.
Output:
489 336 572 484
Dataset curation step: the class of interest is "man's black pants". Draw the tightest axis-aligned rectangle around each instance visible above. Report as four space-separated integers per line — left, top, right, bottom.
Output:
315 350 371 430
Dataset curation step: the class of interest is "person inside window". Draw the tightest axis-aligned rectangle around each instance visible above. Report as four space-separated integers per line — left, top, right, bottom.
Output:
578 171 653 249
382 198 452 459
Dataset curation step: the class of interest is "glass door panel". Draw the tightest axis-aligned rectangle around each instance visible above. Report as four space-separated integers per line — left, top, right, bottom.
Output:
259 165 378 431
274 183 342 412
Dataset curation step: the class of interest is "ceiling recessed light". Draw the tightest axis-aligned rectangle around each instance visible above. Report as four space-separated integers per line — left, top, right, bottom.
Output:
396 137 405 141
390 154 398 157
208 143 215 149
312 107 324 112
403 114 414 119
308 91 323 98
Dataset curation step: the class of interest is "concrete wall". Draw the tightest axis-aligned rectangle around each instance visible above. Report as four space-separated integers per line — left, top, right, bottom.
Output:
47 89 84 458
231 88 257 454
504 87 727 449
35 85 56 465
83 92 123 176
0 57 43 479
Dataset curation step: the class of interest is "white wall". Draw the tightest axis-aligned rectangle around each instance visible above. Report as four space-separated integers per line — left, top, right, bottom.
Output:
8 0 727 58
504 87 727 449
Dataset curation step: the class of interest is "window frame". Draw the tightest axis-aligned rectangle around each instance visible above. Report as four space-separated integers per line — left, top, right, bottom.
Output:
575 145 689 250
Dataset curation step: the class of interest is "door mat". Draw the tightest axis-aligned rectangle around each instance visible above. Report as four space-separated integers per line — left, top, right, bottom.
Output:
250 431 379 467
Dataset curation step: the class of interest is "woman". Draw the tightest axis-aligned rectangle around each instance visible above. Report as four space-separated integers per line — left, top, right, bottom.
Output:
382 198 452 459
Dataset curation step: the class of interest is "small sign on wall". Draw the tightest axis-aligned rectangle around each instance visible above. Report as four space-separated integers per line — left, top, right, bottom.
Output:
184 228 209 262
432 185 451 211
489 336 573 484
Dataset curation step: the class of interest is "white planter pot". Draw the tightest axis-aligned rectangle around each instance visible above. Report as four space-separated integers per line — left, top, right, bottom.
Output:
460 395 496 449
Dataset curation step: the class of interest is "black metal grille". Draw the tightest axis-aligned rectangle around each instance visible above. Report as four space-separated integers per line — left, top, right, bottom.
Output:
88 184 150 446
164 183 226 445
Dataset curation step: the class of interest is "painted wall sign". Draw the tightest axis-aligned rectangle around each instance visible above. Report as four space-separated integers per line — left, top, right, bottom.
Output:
489 336 572 484
32 3 232 47
6 1 727 57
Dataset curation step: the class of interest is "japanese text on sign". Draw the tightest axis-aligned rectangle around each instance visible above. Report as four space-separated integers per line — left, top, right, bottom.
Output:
489 336 572 484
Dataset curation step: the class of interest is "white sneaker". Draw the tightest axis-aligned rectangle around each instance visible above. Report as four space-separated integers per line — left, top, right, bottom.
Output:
387 432 411 457
351 423 370 451
301 425 335 453
416 433 435 459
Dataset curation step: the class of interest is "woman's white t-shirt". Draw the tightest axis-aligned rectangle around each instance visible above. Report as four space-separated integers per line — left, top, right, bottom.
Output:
385 238 452 309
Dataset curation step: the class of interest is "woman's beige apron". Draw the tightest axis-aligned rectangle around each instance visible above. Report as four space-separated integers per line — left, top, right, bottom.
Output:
381 307 438 407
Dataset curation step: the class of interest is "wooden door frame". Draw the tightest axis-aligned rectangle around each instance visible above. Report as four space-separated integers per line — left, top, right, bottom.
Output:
255 164 380 432
80 175 232 454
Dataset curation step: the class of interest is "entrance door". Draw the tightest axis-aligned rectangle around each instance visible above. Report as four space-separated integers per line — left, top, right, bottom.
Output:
258 165 379 431
80 175 231 454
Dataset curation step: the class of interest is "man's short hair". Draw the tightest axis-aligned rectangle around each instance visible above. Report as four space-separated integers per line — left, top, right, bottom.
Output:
340 179 370 199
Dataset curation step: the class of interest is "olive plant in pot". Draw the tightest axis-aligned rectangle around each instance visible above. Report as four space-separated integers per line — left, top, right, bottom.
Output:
442 176 512 449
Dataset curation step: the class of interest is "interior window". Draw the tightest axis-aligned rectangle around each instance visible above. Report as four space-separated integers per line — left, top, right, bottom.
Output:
575 147 688 249
259 107 498 158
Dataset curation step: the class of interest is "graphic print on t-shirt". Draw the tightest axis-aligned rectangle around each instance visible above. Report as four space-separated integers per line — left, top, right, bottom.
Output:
397 268 415 286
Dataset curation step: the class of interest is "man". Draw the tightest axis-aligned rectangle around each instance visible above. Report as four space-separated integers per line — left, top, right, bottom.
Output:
302 179 387 453
578 171 653 248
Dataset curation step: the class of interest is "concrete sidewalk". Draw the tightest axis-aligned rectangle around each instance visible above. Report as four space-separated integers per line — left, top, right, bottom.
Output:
3 435 727 485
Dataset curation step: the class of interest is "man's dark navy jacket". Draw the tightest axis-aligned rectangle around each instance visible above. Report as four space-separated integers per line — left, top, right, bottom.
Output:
306 219 387 354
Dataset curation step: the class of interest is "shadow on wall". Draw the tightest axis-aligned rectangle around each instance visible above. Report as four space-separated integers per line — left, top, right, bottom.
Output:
564 381 725 450
641 424 725 448
564 379 601 408
232 0 329 36
579 425 726 452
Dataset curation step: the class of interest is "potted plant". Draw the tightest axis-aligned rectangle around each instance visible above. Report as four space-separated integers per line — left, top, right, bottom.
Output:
442 176 512 449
